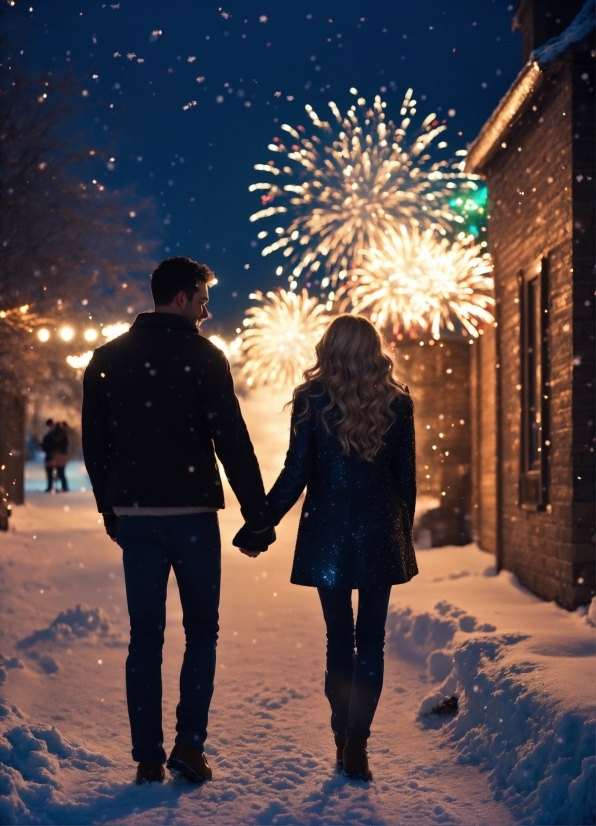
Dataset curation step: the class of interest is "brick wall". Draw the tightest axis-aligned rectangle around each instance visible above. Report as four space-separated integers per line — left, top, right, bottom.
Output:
571 53 596 587
471 326 497 553
482 56 594 608
394 339 472 524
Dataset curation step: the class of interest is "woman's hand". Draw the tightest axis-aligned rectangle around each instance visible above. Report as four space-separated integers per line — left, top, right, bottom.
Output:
239 548 261 558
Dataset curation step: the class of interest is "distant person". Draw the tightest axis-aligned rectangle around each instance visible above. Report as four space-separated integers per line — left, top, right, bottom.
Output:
82 256 274 786
40 419 56 492
236 315 417 781
52 422 69 492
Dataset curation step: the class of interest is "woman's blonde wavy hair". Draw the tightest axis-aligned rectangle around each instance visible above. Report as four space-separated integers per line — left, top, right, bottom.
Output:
291 314 404 462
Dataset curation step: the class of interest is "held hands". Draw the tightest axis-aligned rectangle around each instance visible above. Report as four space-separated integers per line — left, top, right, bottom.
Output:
232 522 276 556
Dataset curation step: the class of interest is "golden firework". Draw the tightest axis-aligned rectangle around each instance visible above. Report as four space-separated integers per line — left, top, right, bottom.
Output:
241 288 330 388
343 226 494 339
249 88 481 286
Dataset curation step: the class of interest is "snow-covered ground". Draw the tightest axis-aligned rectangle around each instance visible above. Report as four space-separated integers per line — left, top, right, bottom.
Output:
1 391 594 825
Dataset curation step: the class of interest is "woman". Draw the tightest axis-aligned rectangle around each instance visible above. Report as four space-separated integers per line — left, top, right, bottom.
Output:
51 422 69 492
245 315 417 781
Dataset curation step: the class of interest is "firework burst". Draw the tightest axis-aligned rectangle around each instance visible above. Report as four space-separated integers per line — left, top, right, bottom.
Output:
342 226 494 339
240 288 330 388
249 88 482 286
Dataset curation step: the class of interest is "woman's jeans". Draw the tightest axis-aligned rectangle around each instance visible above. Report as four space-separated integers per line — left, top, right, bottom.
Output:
117 513 221 764
317 586 392 741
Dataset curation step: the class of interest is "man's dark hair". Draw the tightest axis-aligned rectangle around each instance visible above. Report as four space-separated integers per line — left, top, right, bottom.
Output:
150 257 214 306
45 419 54 427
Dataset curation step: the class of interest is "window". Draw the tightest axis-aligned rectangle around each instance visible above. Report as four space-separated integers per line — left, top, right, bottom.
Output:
519 258 550 509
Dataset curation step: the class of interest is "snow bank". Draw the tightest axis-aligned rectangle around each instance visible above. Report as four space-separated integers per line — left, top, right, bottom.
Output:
0 702 113 825
388 547 596 825
17 605 126 652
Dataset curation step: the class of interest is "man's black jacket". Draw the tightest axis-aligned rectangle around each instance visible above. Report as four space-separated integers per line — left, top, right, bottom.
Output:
82 312 272 531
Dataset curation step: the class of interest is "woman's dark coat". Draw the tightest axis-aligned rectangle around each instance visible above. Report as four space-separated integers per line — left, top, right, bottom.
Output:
267 388 418 590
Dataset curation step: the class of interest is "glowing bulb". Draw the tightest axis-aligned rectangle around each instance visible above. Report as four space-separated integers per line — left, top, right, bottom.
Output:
59 326 74 342
37 328 50 342
84 329 98 342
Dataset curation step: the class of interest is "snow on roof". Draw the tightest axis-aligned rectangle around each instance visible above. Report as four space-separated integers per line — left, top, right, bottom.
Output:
533 0 595 67
466 0 595 173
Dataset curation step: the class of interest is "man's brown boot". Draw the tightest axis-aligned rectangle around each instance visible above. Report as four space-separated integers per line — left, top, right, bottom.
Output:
167 743 212 783
342 736 373 781
135 762 165 785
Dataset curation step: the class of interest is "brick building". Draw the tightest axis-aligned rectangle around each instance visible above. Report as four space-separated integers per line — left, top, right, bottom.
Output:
394 339 473 547
466 0 595 609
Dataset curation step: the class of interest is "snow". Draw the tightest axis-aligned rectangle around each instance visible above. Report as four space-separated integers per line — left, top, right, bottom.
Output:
533 0 595 67
388 548 595 824
1 390 594 824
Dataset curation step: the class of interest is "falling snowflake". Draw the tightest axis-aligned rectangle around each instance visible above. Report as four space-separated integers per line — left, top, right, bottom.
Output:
188 56 196 62
196 76 206 83
137 58 144 63
126 53 136 60
183 100 198 111
259 15 268 22
286 95 294 101
244 264 250 269
113 52 121 57
274 91 282 97
221 10 231 18
110 4 120 8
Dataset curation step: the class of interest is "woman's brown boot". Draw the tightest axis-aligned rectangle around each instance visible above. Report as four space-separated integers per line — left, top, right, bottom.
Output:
342 736 372 781
334 733 346 769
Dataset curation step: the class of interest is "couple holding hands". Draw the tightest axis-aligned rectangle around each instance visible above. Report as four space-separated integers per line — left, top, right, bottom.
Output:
82 256 417 785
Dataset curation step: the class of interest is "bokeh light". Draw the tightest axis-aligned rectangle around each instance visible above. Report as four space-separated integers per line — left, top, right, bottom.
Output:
102 323 130 341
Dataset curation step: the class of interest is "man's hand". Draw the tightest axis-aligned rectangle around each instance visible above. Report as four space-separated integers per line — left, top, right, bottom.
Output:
239 547 261 558
103 512 118 540
232 522 275 553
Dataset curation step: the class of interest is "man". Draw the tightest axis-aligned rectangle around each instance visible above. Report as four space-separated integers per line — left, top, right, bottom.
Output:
82 257 274 785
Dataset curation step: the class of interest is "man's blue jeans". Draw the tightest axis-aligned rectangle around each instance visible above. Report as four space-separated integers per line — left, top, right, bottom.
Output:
117 513 220 764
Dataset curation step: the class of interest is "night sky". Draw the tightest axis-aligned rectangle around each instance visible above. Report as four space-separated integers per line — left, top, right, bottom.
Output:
15 0 522 334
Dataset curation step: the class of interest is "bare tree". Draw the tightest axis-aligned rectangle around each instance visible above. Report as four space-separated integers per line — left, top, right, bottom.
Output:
0 7 158 501
0 7 157 379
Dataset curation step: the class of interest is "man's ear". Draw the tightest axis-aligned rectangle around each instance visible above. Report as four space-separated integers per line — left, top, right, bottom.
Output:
175 290 188 309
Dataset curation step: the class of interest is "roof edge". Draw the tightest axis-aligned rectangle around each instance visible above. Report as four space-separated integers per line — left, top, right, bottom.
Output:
465 61 543 174
466 0 595 174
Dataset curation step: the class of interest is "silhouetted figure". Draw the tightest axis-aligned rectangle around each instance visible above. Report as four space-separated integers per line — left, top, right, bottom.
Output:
52 423 69 492
40 419 55 492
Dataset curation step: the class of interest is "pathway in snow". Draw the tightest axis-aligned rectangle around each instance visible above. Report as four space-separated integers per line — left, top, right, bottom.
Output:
0 394 515 825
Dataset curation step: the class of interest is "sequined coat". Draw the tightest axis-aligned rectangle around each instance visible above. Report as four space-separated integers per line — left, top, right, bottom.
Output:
267 388 418 589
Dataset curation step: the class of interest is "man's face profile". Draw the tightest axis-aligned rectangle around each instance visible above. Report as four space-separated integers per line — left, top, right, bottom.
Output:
182 283 209 329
